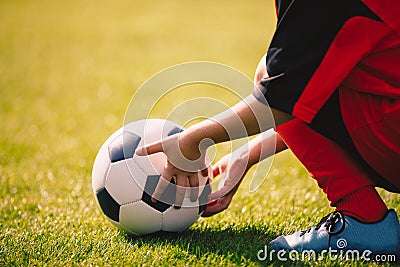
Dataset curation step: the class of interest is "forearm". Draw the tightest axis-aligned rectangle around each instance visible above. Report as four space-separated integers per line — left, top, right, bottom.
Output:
183 94 277 149
250 130 287 165
235 129 288 167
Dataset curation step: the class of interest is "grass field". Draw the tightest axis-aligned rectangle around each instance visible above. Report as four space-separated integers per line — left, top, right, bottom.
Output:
1 0 399 266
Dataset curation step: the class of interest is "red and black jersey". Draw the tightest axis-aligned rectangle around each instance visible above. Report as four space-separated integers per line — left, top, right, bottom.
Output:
254 0 400 189
254 0 378 114
254 0 400 145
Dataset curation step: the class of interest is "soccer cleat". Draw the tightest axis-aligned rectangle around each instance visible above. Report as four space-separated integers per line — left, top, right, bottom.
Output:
269 209 400 256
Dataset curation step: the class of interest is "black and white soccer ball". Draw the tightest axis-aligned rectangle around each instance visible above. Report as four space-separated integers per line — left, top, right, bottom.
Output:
92 119 211 235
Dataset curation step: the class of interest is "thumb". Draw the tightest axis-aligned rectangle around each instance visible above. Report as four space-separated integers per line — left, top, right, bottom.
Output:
135 140 164 156
207 182 231 201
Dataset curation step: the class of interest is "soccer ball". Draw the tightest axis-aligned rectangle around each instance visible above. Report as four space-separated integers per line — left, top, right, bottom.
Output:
92 119 211 235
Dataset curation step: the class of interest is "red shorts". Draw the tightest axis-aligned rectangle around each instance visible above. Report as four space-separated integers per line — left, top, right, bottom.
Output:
340 88 400 191
291 4 400 192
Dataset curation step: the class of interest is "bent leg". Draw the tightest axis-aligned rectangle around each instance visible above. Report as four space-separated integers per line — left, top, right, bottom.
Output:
276 118 387 222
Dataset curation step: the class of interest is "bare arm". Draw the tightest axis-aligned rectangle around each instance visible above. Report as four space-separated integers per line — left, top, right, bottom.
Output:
135 96 292 206
136 53 293 206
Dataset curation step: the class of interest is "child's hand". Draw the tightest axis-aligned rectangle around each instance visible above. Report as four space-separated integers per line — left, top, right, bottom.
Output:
136 133 210 208
202 153 250 217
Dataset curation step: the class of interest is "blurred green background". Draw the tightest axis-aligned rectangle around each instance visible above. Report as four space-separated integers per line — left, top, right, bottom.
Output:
1 1 398 266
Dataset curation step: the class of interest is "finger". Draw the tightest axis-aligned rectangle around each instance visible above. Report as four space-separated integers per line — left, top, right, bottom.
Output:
207 183 232 201
136 140 163 156
188 174 199 202
210 195 232 212
202 202 223 217
201 195 232 217
173 174 187 209
151 175 172 203
207 199 218 207
151 162 175 203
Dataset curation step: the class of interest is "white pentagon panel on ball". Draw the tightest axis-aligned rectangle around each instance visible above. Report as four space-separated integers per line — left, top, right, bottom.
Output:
162 197 200 232
105 159 146 205
120 201 162 235
92 145 111 193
